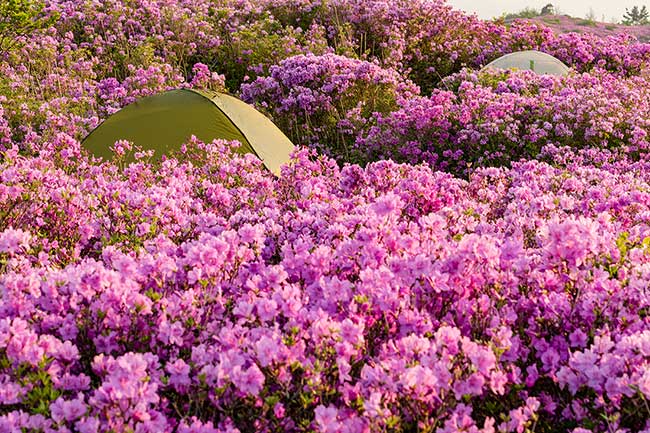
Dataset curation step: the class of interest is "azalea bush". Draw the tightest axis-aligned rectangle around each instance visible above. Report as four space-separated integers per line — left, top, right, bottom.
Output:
491 20 650 77
213 16 329 91
2 140 650 432
0 0 56 56
253 0 508 93
241 53 419 162
3 0 650 432
1 0 648 158
48 0 225 80
46 0 331 90
359 68 650 175
249 0 650 92
35 0 650 97
0 31 225 153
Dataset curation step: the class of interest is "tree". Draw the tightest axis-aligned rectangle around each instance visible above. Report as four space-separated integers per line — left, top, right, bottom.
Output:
541 3 555 15
503 7 540 20
622 5 650 25
585 7 597 23
0 0 56 56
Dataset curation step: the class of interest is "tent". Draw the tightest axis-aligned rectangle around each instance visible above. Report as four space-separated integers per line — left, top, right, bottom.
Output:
82 89 294 174
482 50 570 76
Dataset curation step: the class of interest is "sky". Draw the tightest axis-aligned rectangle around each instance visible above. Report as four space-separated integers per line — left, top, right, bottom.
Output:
446 1 649 22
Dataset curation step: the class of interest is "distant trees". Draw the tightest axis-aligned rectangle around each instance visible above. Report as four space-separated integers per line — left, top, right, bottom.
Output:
541 4 555 15
622 5 649 25
582 7 598 25
504 7 541 20
503 3 557 21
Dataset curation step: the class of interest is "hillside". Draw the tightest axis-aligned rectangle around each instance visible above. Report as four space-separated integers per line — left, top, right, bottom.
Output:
521 14 650 42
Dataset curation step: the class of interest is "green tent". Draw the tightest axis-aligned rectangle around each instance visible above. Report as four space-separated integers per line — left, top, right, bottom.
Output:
82 89 294 174
482 50 570 76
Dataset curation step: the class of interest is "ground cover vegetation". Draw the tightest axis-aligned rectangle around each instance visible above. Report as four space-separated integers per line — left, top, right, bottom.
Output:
2 0 650 432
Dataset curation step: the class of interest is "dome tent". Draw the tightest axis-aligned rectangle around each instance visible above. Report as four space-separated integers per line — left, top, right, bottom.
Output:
82 89 295 175
482 50 570 76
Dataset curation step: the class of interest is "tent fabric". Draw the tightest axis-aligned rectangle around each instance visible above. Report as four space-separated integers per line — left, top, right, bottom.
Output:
82 89 294 175
482 50 570 76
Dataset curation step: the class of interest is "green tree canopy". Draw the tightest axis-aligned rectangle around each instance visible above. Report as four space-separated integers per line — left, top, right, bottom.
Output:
541 4 555 15
622 5 649 25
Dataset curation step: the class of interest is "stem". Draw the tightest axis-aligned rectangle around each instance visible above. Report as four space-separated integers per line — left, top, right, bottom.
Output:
640 390 650 417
